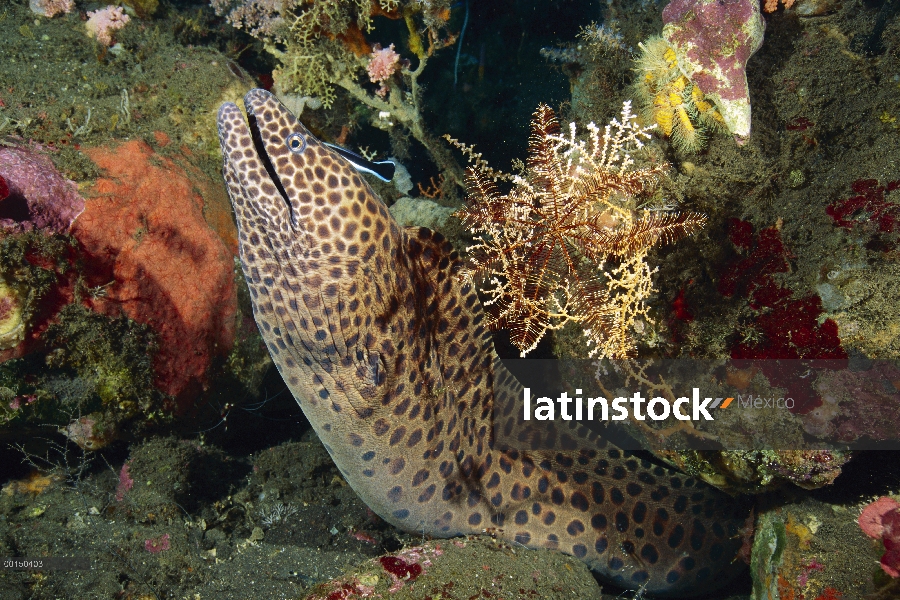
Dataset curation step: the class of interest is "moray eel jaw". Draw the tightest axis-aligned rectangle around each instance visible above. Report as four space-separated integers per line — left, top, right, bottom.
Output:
217 89 749 598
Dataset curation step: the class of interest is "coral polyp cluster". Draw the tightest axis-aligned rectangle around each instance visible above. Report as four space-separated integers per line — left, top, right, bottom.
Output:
629 0 764 151
633 37 725 153
0 281 25 351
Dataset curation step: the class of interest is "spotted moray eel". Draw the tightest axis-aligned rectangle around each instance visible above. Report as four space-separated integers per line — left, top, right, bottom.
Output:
217 89 749 596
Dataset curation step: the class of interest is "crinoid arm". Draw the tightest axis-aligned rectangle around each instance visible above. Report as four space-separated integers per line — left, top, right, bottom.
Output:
598 210 708 258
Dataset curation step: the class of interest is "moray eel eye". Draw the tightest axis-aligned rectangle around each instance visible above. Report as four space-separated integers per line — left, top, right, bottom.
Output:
286 133 306 153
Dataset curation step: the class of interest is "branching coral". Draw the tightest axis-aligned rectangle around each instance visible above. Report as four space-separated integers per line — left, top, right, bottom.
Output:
85 6 131 47
29 0 75 18
447 103 706 357
212 0 463 185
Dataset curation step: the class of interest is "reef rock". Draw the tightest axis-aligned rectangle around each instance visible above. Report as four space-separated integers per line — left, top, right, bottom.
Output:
662 0 765 141
0 145 85 234
388 196 456 231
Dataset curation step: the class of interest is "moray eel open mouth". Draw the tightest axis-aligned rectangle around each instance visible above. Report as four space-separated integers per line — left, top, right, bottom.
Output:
246 113 293 217
217 88 750 597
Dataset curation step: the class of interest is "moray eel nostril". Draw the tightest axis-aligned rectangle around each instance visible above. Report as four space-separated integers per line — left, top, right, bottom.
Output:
216 88 750 597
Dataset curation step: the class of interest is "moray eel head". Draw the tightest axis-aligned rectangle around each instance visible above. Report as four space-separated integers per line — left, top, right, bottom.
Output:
217 88 382 241
216 88 412 420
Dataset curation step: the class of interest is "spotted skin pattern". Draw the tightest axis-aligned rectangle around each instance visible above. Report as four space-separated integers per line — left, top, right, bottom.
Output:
217 89 748 596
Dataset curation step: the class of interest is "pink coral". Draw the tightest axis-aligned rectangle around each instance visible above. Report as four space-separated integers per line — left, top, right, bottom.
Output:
29 0 75 18
115 462 133 501
662 0 765 140
213 0 286 40
367 44 400 97
85 6 131 47
144 533 170 553
859 497 900 578
860 497 900 539
0 146 85 234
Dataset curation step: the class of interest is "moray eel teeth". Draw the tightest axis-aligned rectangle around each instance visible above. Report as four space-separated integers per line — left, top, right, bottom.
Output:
217 89 749 597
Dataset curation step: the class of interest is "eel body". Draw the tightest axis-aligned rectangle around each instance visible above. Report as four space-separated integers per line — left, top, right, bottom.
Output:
216 89 748 596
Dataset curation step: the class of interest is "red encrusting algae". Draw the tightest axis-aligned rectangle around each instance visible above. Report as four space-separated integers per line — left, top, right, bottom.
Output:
379 556 423 581
307 544 444 599
718 220 847 414
826 179 900 234
786 117 814 131
718 221 790 300
670 287 694 322
144 533 170 554
814 587 843 600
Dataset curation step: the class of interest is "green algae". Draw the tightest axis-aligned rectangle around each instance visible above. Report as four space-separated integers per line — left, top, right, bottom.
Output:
0 231 73 322
43 304 160 419
0 1 250 180
0 300 166 435
663 449 850 495
121 0 160 19
0 302 164 441
751 510 787 600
